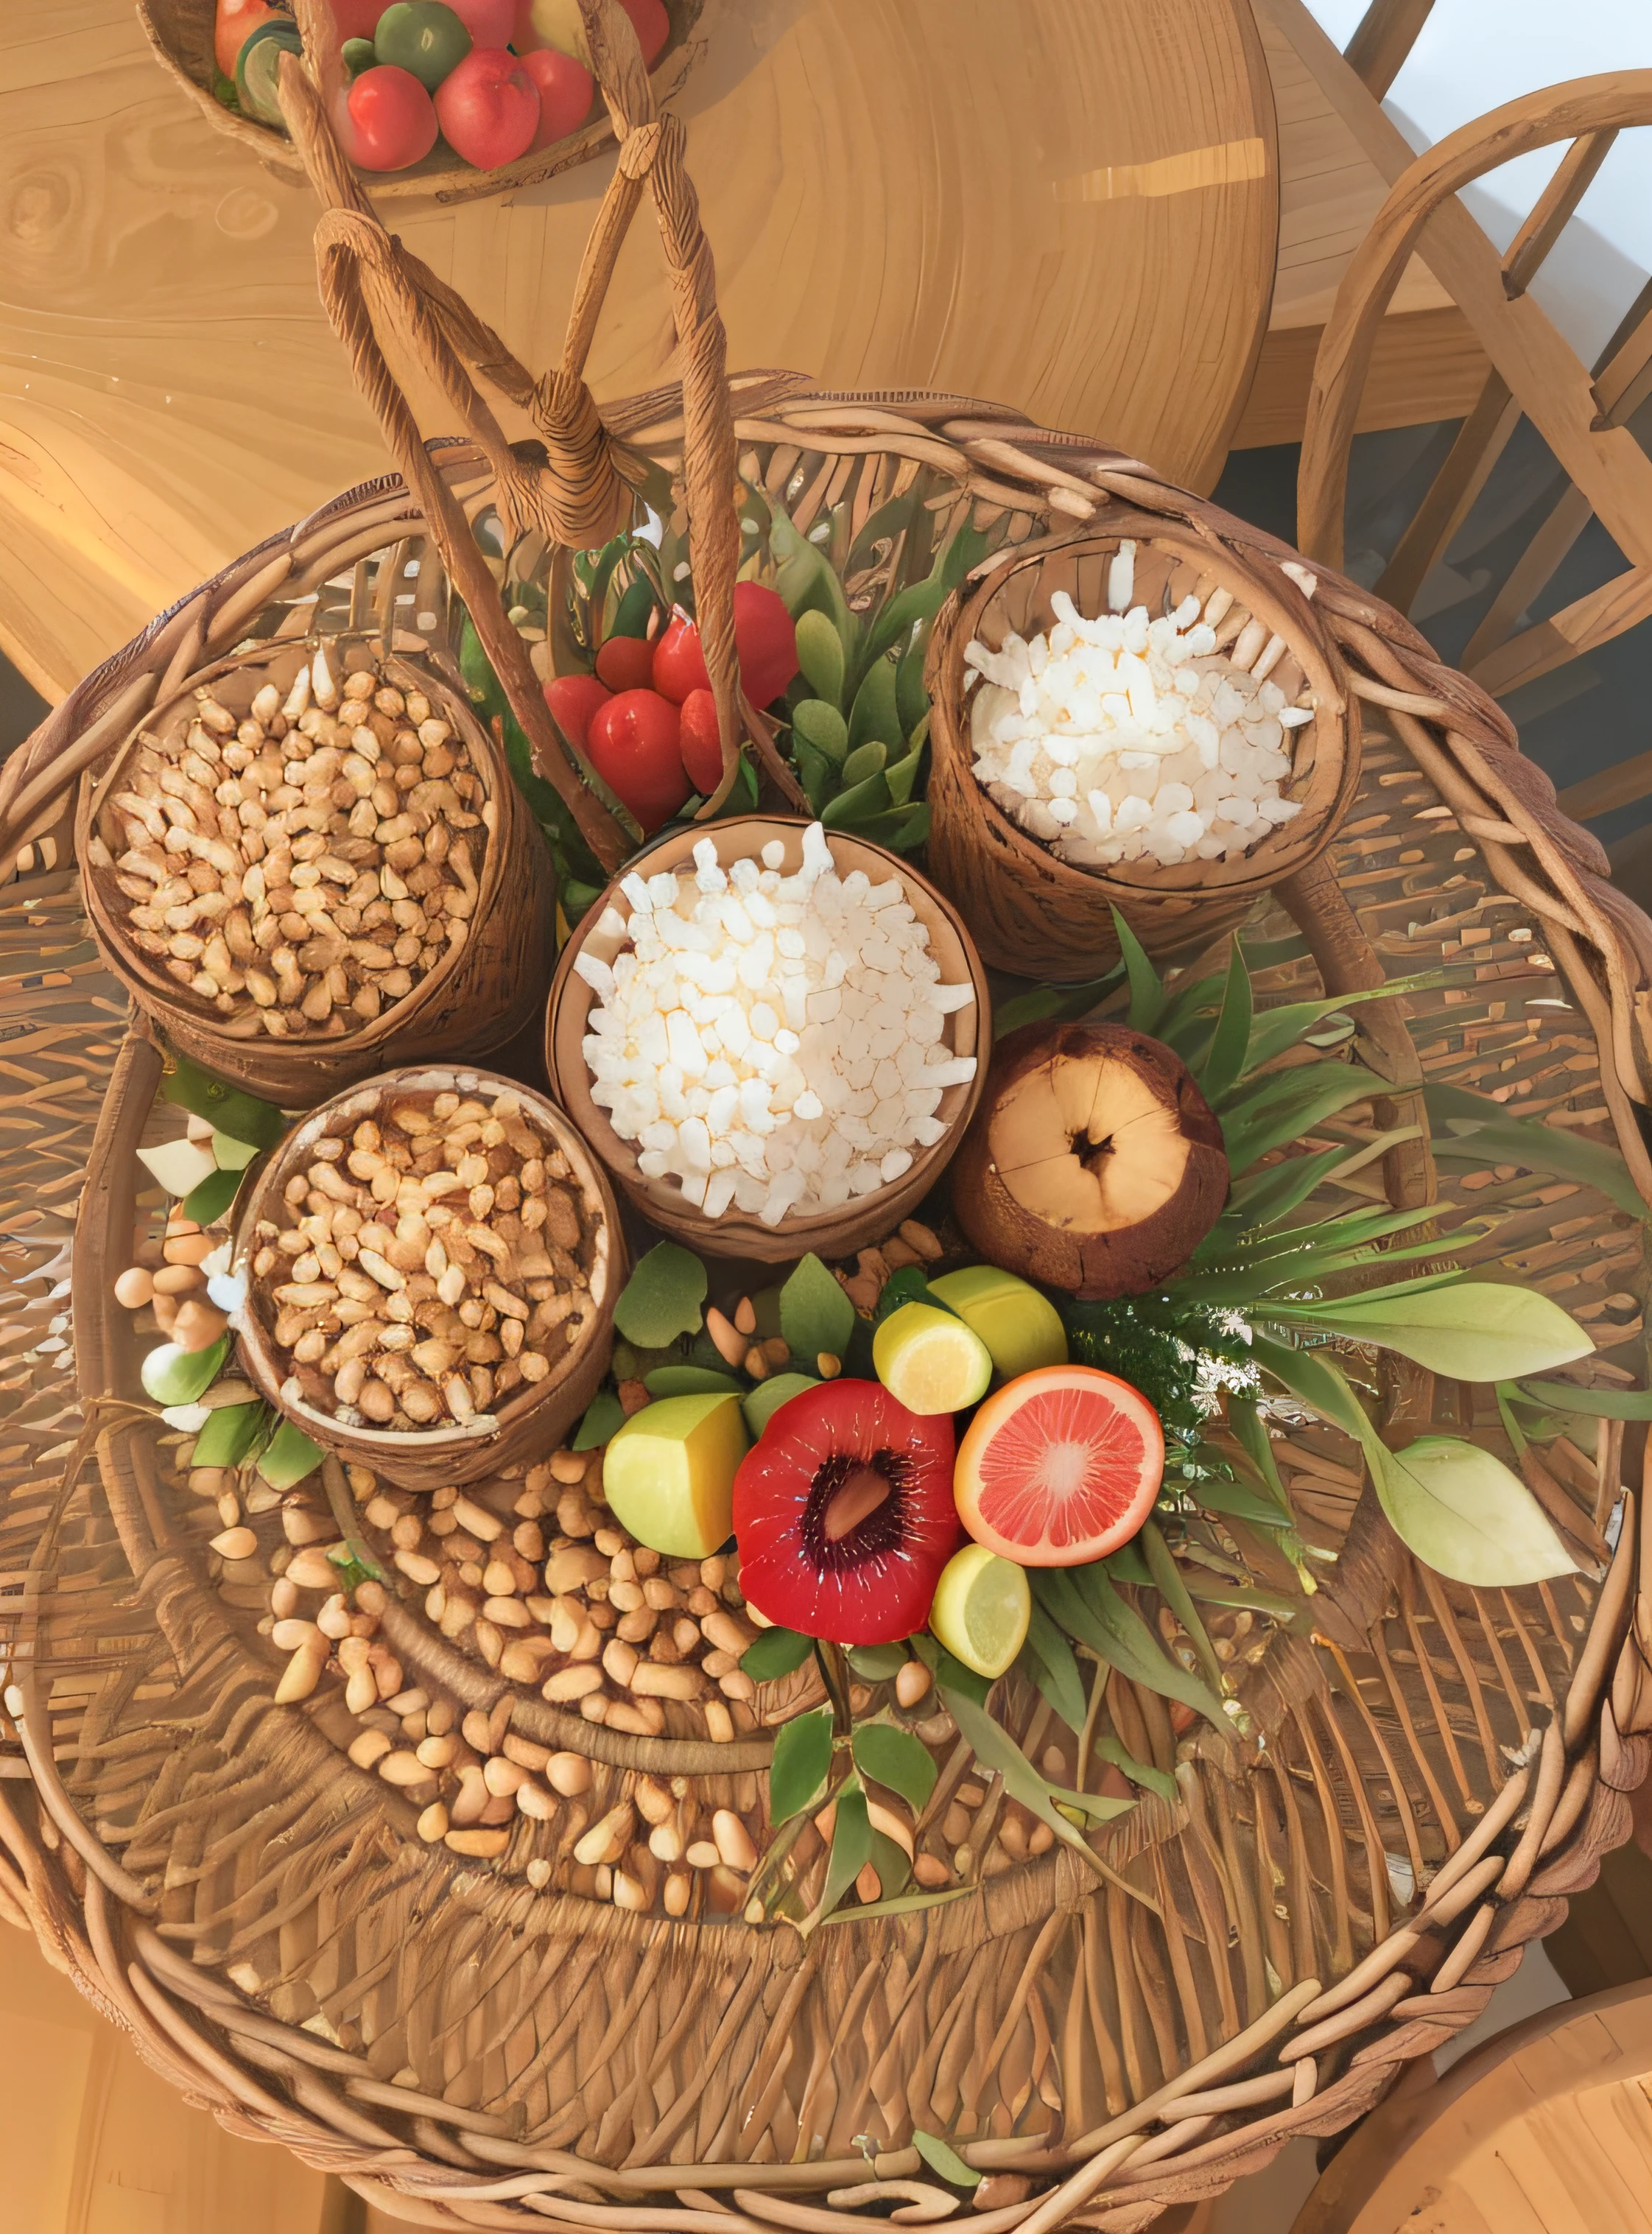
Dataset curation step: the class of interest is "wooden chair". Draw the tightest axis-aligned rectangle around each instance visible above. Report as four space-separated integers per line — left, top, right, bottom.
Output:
1256 1 1652 717
1287 1977 1652 2233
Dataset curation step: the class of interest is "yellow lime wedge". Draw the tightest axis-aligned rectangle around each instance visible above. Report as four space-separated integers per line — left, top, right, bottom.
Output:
927 1542 1031 1679
873 1302 993 1416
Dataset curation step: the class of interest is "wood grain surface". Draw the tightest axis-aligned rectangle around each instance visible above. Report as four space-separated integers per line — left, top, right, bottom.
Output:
0 0 1278 703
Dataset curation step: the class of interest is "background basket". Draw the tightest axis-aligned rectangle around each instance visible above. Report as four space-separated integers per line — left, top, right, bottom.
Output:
545 815 991 1262
233 1064 626 1490
0 1 1651 2226
926 519 1358 979
136 0 706 208
75 631 556 1106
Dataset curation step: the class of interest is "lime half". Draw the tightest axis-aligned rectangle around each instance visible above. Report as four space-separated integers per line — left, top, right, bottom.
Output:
873 1302 993 1416
237 24 304 126
927 1542 1031 1679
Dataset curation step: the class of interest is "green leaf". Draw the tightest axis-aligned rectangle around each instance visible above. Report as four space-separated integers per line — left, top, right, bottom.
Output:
256 1417 324 1489
1424 1082 1651 1223
911 2132 982 2192
191 1401 267 1469
1140 1521 1225 1694
792 734 835 813
1209 1127 1424 1237
613 1242 708 1348
1267 1282 1593 1382
770 511 855 660
141 1336 231 1407
1093 1735 1178 1806
847 655 901 760
896 643 930 741
792 695 849 762
1248 1333 1372 1443
1022 1602 1089 1732
820 768 892 827
644 1365 745 1397
1198 944 1254 1106
994 967 1124 1038
779 1253 857 1366
820 1883 972 1922
1514 1378 1652 1420
846 1642 908 1681
1371 1436 1580 1587
212 1131 261 1173
1229 972 1452 1097
858 525 988 680
161 1058 286 1151
943 1686 1133 1867
572 1388 625 1450
742 1372 820 1438
1109 907 1164 1033
911 1629 991 1705
1035 1567 1229 1737
608 574 657 639
769 1707 834 1823
815 1783 872 1922
1220 1061 1379 1177
886 743 925 808
840 801 930 852
1191 1475 1300 1531
741 1626 815 1682
873 1265 932 1323
459 611 510 722
852 1723 938 1812
840 739 888 789
183 1165 245 1226
867 1827 913 1902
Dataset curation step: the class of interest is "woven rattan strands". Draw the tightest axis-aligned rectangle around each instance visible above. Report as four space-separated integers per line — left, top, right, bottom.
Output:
0 1 1651 2225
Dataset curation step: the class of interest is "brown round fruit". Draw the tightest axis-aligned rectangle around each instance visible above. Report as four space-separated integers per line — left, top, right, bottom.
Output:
949 1021 1228 1298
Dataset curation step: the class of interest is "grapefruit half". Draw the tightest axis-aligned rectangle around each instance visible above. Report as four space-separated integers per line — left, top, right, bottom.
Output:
954 1366 1163 1566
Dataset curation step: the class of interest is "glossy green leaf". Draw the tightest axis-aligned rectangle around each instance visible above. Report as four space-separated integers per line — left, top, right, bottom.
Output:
867 1827 912 1902
779 1252 857 1366
858 525 987 678
141 1336 230 1408
896 643 930 740
769 1707 834 1823
1424 1082 1651 1222
741 1626 815 1682
846 1642 908 1682
770 511 855 658
943 1686 1131 1867
911 1629 991 1705
792 734 836 813
742 1372 820 1439
792 694 848 761
994 967 1124 1038
1225 1396 1294 1521
1267 1282 1594 1381
1093 1734 1178 1805
572 1388 625 1450
873 1265 932 1323
190 1400 267 1469
912 2132 981 2191
852 1723 937 1812
613 1242 708 1348
183 1164 244 1226
840 739 888 789
1198 943 1254 1106
256 1417 324 1490
1035 1567 1229 1736
820 1883 971 1922
161 1058 286 1151
1248 1333 1372 1443
841 801 930 851
886 742 925 807
1109 907 1164 1034
1140 1521 1224 1693
1219 1061 1378 1176
1371 1435 1580 1587
644 1365 745 1397
1022 1601 1088 1732
847 654 901 759
1514 1378 1652 1420
820 767 892 827
815 1783 872 1923
1232 972 1454 1095
212 1131 261 1173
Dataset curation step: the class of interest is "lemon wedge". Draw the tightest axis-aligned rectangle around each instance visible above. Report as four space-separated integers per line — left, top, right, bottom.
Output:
927 1542 1031 1679
873 1302 993 1416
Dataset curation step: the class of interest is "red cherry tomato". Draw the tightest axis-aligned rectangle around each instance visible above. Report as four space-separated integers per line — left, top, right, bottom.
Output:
443 0 516 43
544 672 611 753
619 0 670 68
650 583 801 711
521 46 594 147
678 689 724 795
348 65 440 171
215 0 281 79
594 633 656 694
323 0 383 39
587 690 689 832
434 48 539 169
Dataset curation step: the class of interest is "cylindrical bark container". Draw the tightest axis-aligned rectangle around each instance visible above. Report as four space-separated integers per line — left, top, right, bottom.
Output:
926 517 1358 977
232 1066 625 1492
78 635 556 1106
546 815 991 1262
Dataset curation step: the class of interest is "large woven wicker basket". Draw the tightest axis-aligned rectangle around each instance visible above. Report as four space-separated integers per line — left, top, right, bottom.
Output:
1 7 1651 2230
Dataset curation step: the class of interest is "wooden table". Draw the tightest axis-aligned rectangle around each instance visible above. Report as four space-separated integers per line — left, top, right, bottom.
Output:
0 0 1277 703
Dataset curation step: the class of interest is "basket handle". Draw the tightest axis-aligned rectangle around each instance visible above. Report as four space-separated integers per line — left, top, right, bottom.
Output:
281 0 801 854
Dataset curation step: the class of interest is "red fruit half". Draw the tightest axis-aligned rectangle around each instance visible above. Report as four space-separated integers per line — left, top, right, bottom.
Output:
953 1366 1163 1566
587 688 689 832
434 47 539 169
651 611 708 704
650 583 801 709
595 633 657 694
678 688 723 793
544 672 611 752
521 46 594 147
734 1382 959 1644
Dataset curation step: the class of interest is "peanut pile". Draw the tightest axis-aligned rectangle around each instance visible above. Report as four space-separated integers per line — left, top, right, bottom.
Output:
94 644 489 1039
247 1087 598 1430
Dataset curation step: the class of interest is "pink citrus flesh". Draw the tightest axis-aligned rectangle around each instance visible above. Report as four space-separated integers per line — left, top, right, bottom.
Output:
954 1366 1163 1567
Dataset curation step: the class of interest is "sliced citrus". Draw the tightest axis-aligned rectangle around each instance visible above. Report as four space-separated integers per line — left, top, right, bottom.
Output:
873 1302 993 1416
928 1542 1031 1679
953 1365 1163 1566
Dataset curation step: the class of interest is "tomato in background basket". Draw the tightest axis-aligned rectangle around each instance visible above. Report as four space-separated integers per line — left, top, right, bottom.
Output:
678 689 723 795
214 0 281 80
587 690 690 832
521 46 595 147
322 0 384 38
544 672 613 753
347 63 440 169
652 583 800 710
594 634 656 694
434 46 541 166
443 0 517 43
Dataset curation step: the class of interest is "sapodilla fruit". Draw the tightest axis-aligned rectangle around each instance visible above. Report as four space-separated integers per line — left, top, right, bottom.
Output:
950 1021 1228 1298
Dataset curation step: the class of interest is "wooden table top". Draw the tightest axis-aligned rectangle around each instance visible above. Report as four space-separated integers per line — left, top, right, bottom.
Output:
0 0 1277 703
